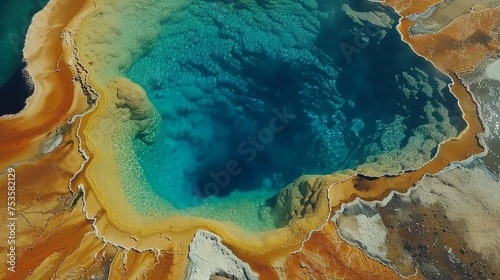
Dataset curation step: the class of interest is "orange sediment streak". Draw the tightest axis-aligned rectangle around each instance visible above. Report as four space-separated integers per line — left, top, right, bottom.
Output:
0 0 97 279
398 6 500 73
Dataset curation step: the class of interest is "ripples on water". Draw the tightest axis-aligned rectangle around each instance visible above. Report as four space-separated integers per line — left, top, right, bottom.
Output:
126 0 465 214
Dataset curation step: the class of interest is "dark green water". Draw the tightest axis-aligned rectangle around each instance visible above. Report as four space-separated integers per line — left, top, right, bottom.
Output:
0 0 48 115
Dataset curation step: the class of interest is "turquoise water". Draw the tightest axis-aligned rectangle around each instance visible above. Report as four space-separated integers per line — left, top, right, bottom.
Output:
0 0 48 115
127 0 465 214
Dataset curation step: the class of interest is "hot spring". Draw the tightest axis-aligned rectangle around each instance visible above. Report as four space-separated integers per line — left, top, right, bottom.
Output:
106 0 466 230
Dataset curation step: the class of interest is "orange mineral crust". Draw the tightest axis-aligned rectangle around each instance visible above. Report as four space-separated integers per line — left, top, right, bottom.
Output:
282 222 423 280
396 6 500 73
0 0 96 170
277 2 497 279
0 125 91 279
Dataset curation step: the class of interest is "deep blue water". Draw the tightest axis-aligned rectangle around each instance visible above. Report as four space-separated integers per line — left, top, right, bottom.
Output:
127 0 465 209
0 0 48 115
0 64 32 115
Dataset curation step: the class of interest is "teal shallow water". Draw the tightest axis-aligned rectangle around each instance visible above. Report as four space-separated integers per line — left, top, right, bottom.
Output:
122 0 465 230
